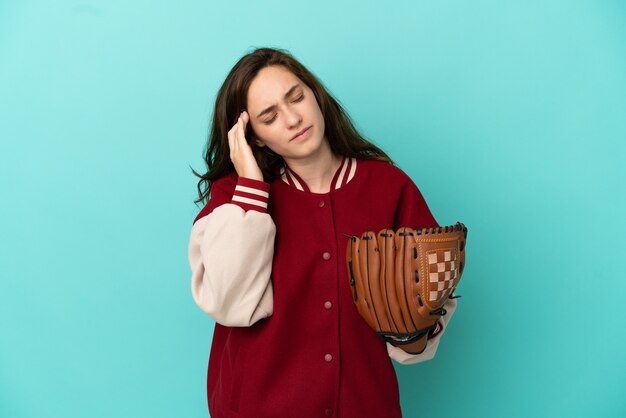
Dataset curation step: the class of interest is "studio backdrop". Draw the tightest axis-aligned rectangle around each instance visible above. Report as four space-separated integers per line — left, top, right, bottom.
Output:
1 1 624 417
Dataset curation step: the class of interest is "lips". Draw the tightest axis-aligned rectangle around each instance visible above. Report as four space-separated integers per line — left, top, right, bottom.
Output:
291 126 311 141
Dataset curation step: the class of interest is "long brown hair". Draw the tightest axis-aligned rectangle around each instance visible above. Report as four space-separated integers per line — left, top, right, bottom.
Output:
192 46 394 205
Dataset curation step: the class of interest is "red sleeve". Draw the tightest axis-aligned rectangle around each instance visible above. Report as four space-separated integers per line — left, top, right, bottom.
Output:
193 173 237 225
393 175 439 229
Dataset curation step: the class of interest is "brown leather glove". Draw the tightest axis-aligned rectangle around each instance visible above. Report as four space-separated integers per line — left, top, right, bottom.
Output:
345 222 467 354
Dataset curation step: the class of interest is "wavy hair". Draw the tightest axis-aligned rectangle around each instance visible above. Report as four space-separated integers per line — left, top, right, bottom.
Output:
192 46 394 205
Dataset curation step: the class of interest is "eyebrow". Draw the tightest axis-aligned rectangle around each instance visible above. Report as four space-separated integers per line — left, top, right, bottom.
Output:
256 83 302 119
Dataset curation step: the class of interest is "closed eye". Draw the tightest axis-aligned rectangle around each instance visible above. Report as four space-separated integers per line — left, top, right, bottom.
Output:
263 115 277 125
262 95 305 125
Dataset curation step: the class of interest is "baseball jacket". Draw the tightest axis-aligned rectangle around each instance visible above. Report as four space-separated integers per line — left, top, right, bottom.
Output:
188 156 457 418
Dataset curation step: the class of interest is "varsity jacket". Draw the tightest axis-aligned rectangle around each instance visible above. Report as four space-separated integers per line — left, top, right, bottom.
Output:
188 156 457 418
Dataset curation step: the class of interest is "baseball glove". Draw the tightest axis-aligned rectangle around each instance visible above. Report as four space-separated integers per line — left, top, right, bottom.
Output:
345 222 467 353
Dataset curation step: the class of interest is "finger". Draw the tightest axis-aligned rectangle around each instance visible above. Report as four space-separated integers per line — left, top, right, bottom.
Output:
240 113 249 140
357 231 380 330
231 118 240 154
228 118 238 137
351 235 377 331
228 125 235 149
241 112 252 143
378 229 403 333
237 116 249 147
363 230 389 332
236 115 243 138
228 131 235 156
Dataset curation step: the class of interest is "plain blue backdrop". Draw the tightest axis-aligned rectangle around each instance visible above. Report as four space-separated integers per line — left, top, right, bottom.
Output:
1 1 624 417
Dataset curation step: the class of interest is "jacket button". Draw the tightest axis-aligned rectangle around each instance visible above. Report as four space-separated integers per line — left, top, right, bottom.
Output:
324 408 334 416
318 200 325 207
324 354 333 362
324 301 332 309
322 252 331 260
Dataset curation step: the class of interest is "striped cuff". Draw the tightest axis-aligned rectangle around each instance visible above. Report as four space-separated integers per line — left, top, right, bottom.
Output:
231 177 270 213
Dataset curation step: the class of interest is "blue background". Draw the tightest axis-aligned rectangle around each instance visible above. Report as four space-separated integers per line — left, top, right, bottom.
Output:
1 1 624 417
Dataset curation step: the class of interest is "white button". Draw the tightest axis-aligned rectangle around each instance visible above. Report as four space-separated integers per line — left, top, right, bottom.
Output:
322 252 331 260
324 301 332 309
325 408 333 416
324 354 333 362
318 200 325 208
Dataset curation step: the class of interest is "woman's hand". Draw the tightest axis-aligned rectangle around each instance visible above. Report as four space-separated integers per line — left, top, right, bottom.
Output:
227 111 263 182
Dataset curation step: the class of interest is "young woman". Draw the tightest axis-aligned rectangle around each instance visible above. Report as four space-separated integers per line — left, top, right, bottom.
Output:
188 47 457 418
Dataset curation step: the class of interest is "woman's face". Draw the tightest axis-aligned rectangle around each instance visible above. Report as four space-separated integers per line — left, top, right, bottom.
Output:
246 65 326 160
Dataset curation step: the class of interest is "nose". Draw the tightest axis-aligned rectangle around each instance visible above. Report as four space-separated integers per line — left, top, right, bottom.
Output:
284 106 302 128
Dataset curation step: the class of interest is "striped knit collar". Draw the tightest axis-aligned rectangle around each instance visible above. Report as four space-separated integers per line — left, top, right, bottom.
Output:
279 156 358 192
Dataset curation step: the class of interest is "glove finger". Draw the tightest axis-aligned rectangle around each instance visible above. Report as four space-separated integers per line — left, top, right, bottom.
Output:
348 234 378 331
378 229 404 334
394 227 417 333
360 230 389 332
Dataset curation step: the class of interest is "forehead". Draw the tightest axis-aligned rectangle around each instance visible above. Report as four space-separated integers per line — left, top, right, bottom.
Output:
247 66 303 108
